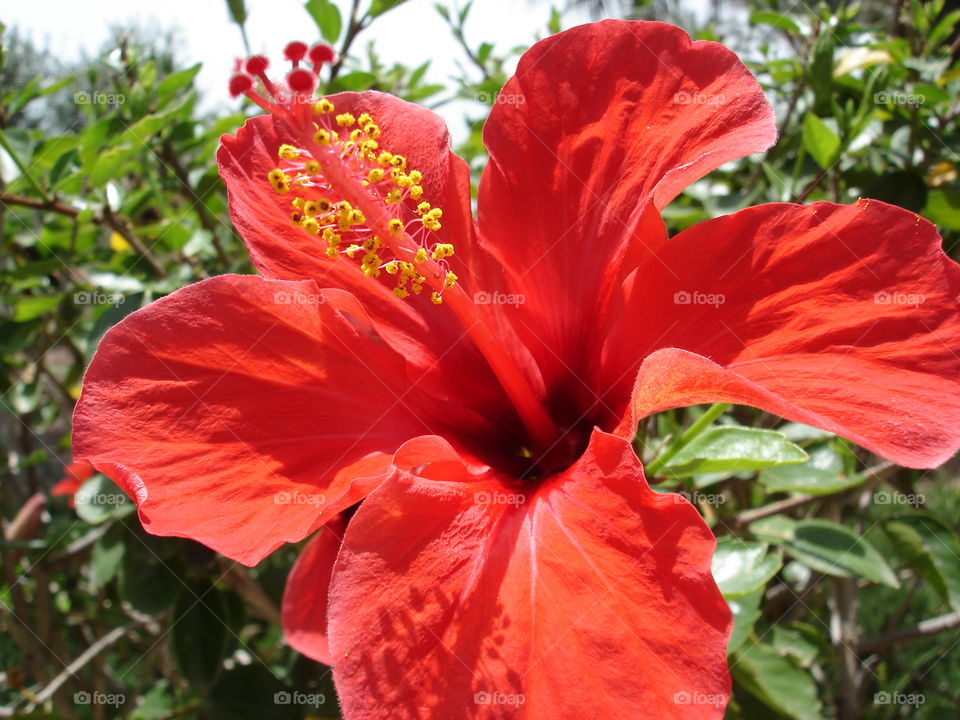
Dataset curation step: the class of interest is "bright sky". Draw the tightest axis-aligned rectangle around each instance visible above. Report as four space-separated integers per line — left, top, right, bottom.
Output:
5 0 598 142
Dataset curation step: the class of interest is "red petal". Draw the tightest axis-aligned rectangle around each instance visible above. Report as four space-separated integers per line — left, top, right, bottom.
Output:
282 515 348 665
328 430 730 719
72 275 459 565
476 20 775 390
217 91 475 285
607 200 960 468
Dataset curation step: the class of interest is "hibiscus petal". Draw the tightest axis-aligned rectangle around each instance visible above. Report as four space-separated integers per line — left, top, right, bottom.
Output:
606 200 960 468
282 515 348 665
218 91 475 285
218 94 518 437
73 275 461 565
328 430 730 719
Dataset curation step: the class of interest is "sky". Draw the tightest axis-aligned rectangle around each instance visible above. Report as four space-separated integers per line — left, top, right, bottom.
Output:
4 0 598 142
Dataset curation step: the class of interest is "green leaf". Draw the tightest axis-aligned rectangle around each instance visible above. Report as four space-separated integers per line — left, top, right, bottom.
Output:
332 71 377 92
305 0 342 43
370 0 408 16
119 532 183 615
802 113 841 170
750 10 801 33
713 539 783 598
90 147 133 187
728 587 763 655
661 427 807 478
750 516 899 587
13 295 61 322
885 513 960 611
925 186 960 231
74 474 132 525
760 445 863 495
732 642 823 720
226 0 247 24
172 581 229 688
90 524 125 589
156 65 201 106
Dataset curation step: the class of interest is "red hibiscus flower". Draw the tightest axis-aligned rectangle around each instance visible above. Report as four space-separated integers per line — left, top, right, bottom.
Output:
73 21 960 719
51 461 95 508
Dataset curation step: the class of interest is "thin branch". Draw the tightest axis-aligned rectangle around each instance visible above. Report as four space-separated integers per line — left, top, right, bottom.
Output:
857 611 960 653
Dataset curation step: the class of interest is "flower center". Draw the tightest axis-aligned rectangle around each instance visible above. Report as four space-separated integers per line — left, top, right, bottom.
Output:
229 44 564 456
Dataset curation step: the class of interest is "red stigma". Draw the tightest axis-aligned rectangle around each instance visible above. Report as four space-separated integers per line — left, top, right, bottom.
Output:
284 41 309 62
228 73 254 97
287 68 317 94
309 43 336 66
245 55 270 75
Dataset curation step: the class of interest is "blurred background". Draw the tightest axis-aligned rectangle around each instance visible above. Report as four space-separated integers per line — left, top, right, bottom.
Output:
1 0 959 718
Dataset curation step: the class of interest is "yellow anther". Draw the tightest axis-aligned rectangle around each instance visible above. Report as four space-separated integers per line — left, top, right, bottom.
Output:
430 291 443 305
400 262 417 279
336 113 356 127
357 113 373 126
304 159 321 175
350 209 366 225
416 201 431 215
414 248 428 264
409 170 423 183
345 244 362 258
388 218 404 235
303 200 322 217
368 168 385 183
322 228 340 245
390 155 407 170
385 261 399 275
268 168 290 193
278 144 300 160
350 128 363 143
363 123 381 139
300 217 320 235
444 271 458 288
431 243 454 260
290 212 303 225
412 282 423 295
363 236 381 251
393 286 409 298
314 128 332 146
378 151 394 167
314 98 335 114
292 197 305 209
385 188 403 204
325 247 339 258
409 185 424 200
422 209 442 231
317 199 332 213
360 139 379 154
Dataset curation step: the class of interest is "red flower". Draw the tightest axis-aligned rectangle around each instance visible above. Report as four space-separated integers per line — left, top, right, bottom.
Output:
51 461 95 508
73 20 960 718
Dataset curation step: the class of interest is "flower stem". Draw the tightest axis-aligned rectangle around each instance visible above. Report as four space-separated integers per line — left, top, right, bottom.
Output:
0 129 51 203
645 402 729 476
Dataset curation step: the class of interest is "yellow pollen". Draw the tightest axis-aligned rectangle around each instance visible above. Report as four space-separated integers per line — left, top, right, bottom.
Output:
336 113 356 127
300 217 320 235
409 185 424 200
388 218 404 235
314 98 335 114
430 291 443 305
385 188 403 204
345 244 361 258
378 151 394 167
393 286 409 298
314 128 332 146
357 113 373 126
390 155 407 170
368 168 385 183
304 159 321 175
385 261 399 275
416 201 431 215
278 144 300 160
414 248 428 263
268 168 290 193
303 200 322 216
444 271 458 288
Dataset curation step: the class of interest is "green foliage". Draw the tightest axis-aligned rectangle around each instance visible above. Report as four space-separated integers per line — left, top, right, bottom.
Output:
2 1 960 718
